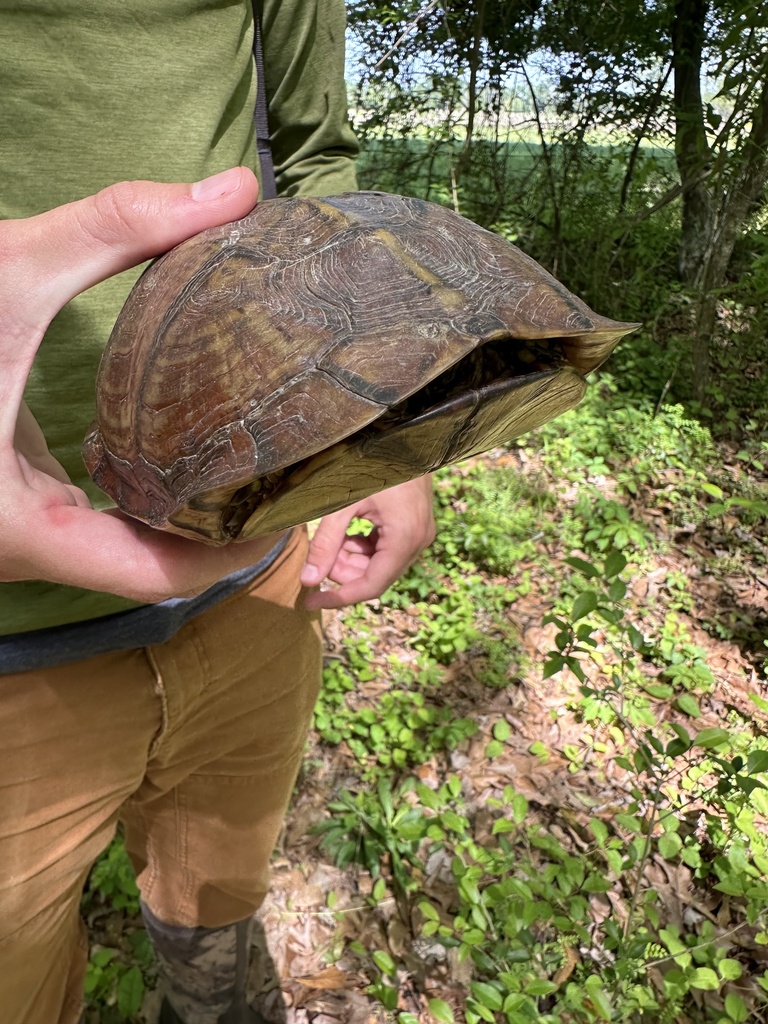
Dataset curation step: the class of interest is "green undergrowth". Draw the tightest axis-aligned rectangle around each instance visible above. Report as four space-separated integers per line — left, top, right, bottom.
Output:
81 835 152 1023
309 382 768 1023
83 373 767 1023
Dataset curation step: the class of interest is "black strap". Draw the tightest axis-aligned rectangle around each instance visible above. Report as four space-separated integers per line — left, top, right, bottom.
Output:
253 6 278 199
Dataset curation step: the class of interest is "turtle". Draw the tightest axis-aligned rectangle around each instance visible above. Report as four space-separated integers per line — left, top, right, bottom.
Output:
82 191 638 545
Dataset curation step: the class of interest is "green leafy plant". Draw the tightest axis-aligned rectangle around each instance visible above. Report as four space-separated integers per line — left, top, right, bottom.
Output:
314 658 477 772
84 941 151 1024
81 836 154 1022
311 541 768 1023
311 777 427 907
83 834 141 915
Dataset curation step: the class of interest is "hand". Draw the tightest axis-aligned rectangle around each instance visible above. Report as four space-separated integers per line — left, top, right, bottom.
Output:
300 476 436 610
0 168 290 603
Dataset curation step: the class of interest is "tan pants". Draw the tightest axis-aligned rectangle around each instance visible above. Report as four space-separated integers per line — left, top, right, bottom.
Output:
0 529 322 1024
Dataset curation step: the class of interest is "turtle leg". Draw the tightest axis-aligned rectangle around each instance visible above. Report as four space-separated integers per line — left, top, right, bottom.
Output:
143 903 268 1024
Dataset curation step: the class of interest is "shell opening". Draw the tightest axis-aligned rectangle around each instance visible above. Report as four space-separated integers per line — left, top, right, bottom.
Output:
200 335 573 541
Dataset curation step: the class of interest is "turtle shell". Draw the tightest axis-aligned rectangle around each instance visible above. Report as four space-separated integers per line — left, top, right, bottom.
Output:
82 191 638 545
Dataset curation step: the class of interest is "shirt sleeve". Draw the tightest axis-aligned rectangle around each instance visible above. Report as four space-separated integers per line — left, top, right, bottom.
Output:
259 0 359 197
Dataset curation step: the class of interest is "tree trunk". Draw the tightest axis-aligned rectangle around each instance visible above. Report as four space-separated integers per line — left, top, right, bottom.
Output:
671 0 712 289
672 0 768 400
690 72 768 399
461 0 487 169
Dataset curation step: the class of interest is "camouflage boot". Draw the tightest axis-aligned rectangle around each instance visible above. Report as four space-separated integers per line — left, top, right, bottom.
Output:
142 902 266 1024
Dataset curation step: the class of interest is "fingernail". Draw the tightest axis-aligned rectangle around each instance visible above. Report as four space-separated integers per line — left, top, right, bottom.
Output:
191 168 243 202
301 564 320 585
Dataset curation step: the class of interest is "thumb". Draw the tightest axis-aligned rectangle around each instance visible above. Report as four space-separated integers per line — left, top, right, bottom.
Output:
300 513 352 586
5 167 259 328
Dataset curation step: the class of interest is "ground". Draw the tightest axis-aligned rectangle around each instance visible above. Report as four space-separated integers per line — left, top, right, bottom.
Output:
84 414 768 1024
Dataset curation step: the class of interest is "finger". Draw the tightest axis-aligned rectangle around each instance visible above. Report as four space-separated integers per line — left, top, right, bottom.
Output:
14 402 72 484
314 514 432 607
326 548 376 584
304 550 399 610
333 533 377 558
319 534 378 584
3 167 259 331
300 511 355 587
0 169 259 432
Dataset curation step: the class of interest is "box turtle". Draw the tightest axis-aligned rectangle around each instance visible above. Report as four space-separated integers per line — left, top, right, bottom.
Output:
82 191 637 545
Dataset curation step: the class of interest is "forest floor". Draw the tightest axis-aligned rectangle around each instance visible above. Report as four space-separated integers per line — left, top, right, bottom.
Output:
84 390 768 1024
246 461 768 1024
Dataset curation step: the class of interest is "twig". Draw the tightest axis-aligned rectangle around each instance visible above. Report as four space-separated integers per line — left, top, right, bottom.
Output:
654 373 676 418
280 896 396 917
643 917 761 970
450 165 460 215
374 0 441 70
622 775 665 943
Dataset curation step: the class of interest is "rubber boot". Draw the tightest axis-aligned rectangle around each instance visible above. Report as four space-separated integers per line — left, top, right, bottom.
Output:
142 902 266 1024
158 994 266 1024
158 996 267 1024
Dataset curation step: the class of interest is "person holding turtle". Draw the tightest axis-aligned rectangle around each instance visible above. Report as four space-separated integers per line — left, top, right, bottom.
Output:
0 2 435 1022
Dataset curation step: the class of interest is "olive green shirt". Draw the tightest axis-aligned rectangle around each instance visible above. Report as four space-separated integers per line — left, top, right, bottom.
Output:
0 0 358 634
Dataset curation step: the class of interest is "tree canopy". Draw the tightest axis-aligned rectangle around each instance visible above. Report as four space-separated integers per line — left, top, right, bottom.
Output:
347 0 768 406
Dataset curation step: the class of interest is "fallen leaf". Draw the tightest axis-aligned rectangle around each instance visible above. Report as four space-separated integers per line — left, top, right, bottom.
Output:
291 965 359 991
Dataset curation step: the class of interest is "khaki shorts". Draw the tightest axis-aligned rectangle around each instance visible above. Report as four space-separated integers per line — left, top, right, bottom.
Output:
0 528 322 1024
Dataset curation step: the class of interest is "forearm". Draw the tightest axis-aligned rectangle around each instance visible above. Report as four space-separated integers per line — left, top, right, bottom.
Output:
260 0 359 196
